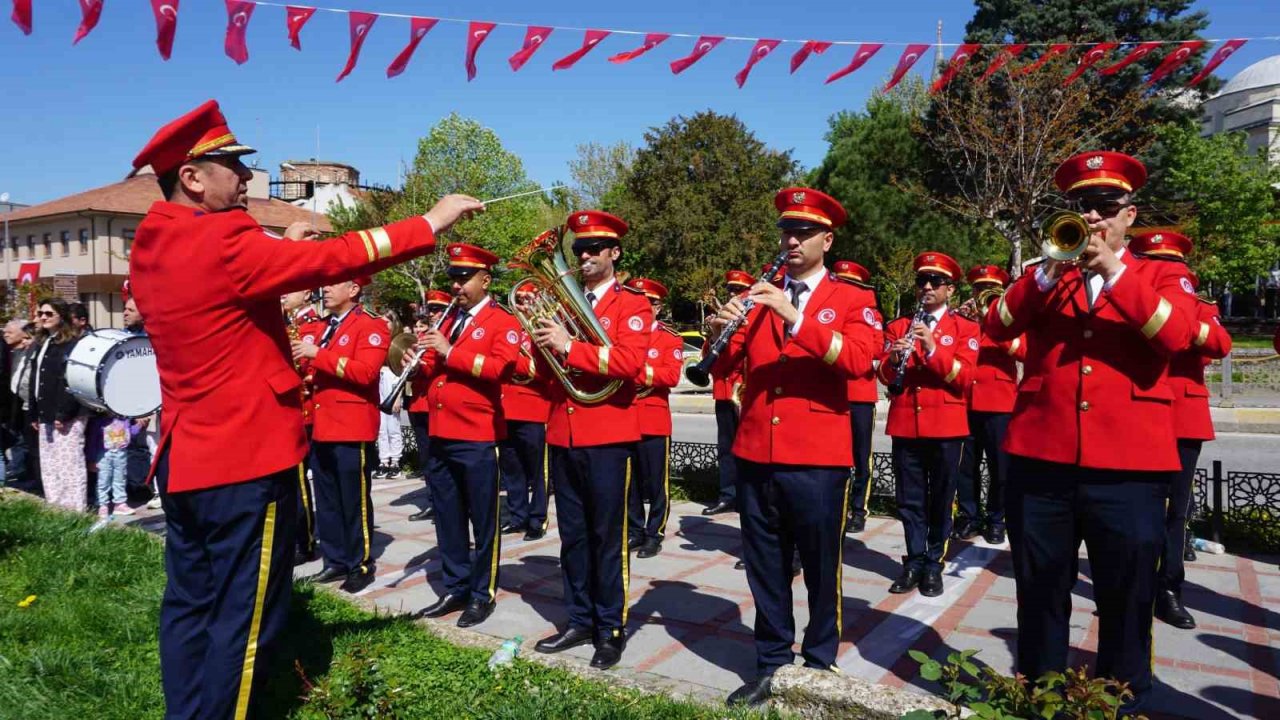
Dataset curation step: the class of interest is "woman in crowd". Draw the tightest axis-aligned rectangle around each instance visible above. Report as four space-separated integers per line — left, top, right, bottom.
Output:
28 298 87 511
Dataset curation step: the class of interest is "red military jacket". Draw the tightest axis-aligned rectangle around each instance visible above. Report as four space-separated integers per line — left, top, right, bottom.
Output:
1169 297 1232 440
714 273 877 467
311 306 389 443
969 330 1026 414
983 252 1195 471
877 309 978 439
130 202 437 493
707 336 744 403
501 331 551 424
635 322 684 437
840 283 884 404
406 370 432 414
418 298 520 442
545 279 652 448
292 309 326 427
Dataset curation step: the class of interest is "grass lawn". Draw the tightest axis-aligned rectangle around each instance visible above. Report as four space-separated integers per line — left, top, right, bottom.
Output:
0 494 777 719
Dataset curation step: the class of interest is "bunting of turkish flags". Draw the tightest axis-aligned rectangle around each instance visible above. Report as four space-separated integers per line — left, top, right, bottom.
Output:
930 43 981 93
17 261 40 286
1018 43 1070 75
509 26 554 71
465 21 497 81
1099 40 1162 75
1146 40 1205 86
552 29 609 70
224 0 255 65
1062 42 1118 85
735 39 780 88
335 11 376 82
825 43 882 85
150 0 179 60
670 35 723 75
386 17 437 78
790 40 832 73
286 5 316 50
884 43 930 91
608 33 669 64
11 0 30 35
1189 39 1247 86
74 0 104 45
979 43 1025 81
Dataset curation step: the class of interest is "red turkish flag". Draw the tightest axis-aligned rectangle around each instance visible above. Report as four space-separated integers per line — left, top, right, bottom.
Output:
1188 39 1246 87
121 278 132 303
1099 40 1162 75
1146 40 1205 86
670 35 723 75
335 11 376 82
17 261 39 286
150 0 179 60
286 6 315 50
386 17 438 78
608 33 669 64
735 39 780 88
930 43 981 93
509 25 554 71
553 29 609 70
73 0 105 45
466 21 497 81
1017 43 1070 75
978 43 1026 82
11 0 30 35
790 40 832 73
825 43 883 85
884 43 930 91
1062 42 1118 85
223 0 255 65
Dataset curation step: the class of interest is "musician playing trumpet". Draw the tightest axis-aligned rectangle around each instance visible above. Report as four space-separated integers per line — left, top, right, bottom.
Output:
709 188 878 707
412 244 519 630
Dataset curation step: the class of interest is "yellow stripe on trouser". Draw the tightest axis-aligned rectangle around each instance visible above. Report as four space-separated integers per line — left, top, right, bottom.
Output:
233 500 277 720
656 436 672 537
835 474 851 656
542 443 550 505
939 440 965 563
297 464 313 550
1152 496 1169 674
359 445 371 572
621 457 632 626
488 447 503 601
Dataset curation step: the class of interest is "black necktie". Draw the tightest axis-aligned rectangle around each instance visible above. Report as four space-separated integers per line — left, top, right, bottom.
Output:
586 292 597 307
318 316 340 348
924 314 937 328
789 282 806 309
449 311 470 343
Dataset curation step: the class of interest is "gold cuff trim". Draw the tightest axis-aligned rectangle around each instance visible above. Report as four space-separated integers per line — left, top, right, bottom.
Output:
598 347 610 375
471 354 485 378
998 296 1014 328
944 358 962 384
370 227 392 260
1007 337 1021 356
1194 322 1210 347
357 230 376 263
1141 298 1172 339
336 357 348 379
822 332 844 365
644 364 654 386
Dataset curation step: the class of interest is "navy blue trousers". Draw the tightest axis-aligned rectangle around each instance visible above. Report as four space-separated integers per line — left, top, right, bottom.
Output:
499 420 548 532
551 443 632 640
408 412 433 511
627 435 671 542
158 453 297 720
310 441 376 576
892 438 963 572
736 459 849 675
846 402 876 521
956 411 1011 529
295 426 316 555
713 400 738 504
1160 439 1202 593
1006 455 1169 708
429 439 502 603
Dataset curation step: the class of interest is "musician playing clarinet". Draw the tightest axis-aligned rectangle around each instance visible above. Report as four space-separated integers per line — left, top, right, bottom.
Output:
710 188 878 707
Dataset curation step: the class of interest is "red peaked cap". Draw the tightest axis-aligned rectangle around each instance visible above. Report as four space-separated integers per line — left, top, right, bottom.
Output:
724 270 753 289
832 260 871 284
761 263 785 287
774 187 847 230
966 264 1010 287
1129 229 1192 259
914 251 963 282
626 277 668 300
1054 151 1147 195
425 289 452 307
567 210 629 240
132 100 256 176
445 243 500 274
352 275 374 289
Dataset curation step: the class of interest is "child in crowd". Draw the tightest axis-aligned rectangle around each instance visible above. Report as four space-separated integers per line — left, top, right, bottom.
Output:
90 416 141 531
376 362 404 479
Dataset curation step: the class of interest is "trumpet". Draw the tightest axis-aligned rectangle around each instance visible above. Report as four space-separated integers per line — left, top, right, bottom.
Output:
378 298 458 415
1041 211 1091 263
685 248 790 387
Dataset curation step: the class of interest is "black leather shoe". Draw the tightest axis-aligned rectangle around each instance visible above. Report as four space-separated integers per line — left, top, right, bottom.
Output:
535 626 594 654
408 507 435 521
627 536 645 552
1155 589 1196 629
1184 537 1198 562
340 569 375 593
846 516 866 533
702 501 735 516
734 559 746 570
726 674 773 707
501 523 524 535
590 633 626 669
919 569 944 597
983 526 1006 545
418 592 467 619
889 567 922 594
294 548 318 566
952 520 983 541
305 567 346 584
524 526 545 541
457 599 496 628
636 539 662 559
405 469 423 479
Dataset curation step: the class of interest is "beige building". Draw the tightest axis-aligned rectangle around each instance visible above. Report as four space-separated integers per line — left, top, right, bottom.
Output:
0 170 332 329
1201 53 1280 163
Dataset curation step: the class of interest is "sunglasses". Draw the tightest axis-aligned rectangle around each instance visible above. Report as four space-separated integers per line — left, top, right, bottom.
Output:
35 310 56 318
572 241 614 256
1075 198 1132 218
915 274 952 289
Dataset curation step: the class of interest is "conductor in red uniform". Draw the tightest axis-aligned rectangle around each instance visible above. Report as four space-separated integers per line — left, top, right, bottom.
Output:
983 152 1195 712
129 99 481 720
831 260 884 533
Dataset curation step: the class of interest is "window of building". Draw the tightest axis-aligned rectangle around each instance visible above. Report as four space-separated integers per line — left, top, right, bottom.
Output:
25 235 34 259
7 234 17 259
60 231 70 257
123 228 135 258
42 233 52 259
79 228 89 255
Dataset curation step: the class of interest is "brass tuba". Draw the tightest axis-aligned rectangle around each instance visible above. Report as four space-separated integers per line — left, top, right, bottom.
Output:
1041 211 1091 263
975 285 1005 313
508 226 622 405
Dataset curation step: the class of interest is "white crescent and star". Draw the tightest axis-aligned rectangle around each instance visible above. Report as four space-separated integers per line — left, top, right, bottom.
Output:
903 52 919 64
1174 48 1191 60
474 30 489 39
158 4 176 20
530 35 544 46
355 24 368 37
757 45 772 57
232 12 248 28
1220 46 1237 59
697 42 713 53
416 27 428 38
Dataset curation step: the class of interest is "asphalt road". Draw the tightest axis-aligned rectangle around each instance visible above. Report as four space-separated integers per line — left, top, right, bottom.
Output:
671 413 1280 473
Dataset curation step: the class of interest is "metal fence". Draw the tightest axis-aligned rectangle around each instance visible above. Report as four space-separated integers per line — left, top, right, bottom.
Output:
1208 349 1280 407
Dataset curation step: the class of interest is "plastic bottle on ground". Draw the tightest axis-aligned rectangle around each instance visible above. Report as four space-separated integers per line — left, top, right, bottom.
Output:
487 636 522 670
1191 537 1226 555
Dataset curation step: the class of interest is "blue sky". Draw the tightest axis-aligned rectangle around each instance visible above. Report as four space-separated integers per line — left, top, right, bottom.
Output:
2 1 1278 205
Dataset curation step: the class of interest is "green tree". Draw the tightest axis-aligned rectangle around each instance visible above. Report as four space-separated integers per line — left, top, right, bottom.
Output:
611 111 799 320
568 141 636 209
1142 122 1280 293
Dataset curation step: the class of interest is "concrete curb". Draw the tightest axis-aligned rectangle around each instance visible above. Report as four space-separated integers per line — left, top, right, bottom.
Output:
770 665 958 719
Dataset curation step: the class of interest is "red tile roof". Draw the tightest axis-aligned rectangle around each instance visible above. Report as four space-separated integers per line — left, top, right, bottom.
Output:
0 175 333 232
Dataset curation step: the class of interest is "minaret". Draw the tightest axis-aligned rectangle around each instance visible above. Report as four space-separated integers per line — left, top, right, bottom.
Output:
933 20 945 82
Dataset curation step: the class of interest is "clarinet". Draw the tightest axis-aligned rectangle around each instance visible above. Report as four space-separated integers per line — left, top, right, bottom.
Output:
377 298 458 414
685 248 790 387
887 304 931 396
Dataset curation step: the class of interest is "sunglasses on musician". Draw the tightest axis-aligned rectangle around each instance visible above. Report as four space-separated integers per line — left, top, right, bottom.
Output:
1073 198 1132 218
572 240 616 256
915 274 952 289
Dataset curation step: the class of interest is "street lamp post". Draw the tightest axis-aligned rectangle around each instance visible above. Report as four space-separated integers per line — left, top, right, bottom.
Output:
1 192 11 312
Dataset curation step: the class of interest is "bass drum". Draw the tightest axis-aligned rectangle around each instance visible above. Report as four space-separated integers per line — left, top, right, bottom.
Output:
65 329 161 419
